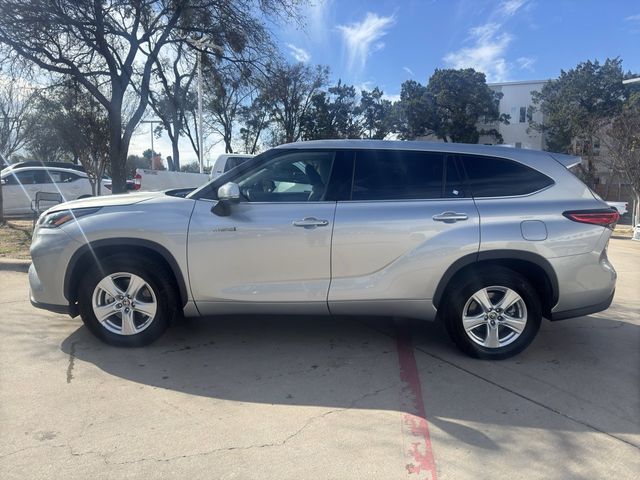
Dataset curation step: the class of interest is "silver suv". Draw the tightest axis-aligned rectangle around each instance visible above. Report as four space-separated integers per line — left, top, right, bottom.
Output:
29 140 619 359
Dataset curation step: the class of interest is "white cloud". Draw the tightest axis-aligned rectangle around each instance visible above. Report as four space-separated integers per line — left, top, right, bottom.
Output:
499 0 528 17
304 0 333 44
337 12 395 75
403 66 414 76
443 1 532 82
382 93 400 103
516 56 536 71
444 23 512 82
287 43 311 62
625 14 640 21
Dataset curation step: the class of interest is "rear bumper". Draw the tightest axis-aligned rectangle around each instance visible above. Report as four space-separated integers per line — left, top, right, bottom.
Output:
549 290 614 321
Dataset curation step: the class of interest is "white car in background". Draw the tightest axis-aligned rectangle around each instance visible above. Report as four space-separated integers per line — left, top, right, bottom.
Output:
210 153 254 179
1 166 110 217
606 201 628 216
133 153 254 192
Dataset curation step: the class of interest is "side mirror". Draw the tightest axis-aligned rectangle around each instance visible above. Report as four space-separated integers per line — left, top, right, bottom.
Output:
217 182 240 202
211 182 240 216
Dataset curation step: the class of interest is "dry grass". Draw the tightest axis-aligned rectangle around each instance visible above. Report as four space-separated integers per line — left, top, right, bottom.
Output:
0 220 32 259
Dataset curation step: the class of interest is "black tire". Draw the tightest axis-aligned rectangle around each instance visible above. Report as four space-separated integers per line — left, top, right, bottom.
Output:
77 254 176 347
442 266 542 360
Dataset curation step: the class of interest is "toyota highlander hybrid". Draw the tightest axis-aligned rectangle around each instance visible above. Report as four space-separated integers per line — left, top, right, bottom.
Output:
28 140 618 359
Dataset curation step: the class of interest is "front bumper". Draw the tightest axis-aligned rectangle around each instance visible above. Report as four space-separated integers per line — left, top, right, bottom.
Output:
30 295 70 315
28 227 81 316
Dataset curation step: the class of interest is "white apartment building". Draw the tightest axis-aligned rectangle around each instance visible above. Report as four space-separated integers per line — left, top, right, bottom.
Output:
479 79 548 149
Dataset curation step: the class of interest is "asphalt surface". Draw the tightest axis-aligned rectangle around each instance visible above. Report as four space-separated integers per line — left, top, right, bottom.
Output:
1 239 638 479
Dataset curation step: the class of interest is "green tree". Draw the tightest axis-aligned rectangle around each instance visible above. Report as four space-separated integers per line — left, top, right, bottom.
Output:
27 80 110 194
426 68 507 143
394 80 433 140
359 87 393 140
530 58 626 186
239 94 271 154
301 80 360 140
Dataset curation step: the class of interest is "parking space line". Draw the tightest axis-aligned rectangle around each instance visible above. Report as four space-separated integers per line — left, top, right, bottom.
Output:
395 318 438 480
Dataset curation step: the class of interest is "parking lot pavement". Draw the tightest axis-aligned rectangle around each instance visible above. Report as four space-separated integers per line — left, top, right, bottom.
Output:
1 239 638 480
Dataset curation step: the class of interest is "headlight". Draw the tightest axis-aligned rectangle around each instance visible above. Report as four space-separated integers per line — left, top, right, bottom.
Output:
38 207 101 228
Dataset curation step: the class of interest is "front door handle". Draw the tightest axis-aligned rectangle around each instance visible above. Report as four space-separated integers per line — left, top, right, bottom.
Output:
292 217 329 228
432 212 469 223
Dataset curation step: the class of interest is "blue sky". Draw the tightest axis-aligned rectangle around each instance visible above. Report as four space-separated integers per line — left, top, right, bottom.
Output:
278 0 640 99
133 0 640 163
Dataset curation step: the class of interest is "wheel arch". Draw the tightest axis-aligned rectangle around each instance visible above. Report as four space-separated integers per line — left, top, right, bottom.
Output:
64 238 189 316
434 250 559 318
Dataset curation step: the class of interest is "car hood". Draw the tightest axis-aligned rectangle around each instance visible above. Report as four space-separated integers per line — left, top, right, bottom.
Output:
47 191 163 213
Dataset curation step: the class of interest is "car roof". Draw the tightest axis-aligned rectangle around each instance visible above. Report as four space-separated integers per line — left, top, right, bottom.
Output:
1 166 88 177
274 139 581 167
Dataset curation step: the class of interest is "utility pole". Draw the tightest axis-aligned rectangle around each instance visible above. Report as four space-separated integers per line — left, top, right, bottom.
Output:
140 119 161 167
185 37 224 174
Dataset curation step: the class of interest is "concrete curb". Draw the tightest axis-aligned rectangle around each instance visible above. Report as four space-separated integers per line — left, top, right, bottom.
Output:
0 258 31 273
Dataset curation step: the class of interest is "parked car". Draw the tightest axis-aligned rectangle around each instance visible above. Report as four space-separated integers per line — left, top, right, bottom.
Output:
2 161 87 175
1 166 110 217
606 201 628 216
133 168 210 191
210 153 254 179
29 140 618 359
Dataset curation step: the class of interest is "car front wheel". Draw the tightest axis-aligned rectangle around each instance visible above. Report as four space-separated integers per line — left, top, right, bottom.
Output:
443 267 542 359
78 255 175 346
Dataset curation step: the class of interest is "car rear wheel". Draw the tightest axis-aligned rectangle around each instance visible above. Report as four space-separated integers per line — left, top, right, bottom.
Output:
78 254 175 346
443 267 542 359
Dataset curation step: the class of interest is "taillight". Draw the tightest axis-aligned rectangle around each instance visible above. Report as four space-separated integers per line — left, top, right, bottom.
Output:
133 173 141 190
563 209 620 229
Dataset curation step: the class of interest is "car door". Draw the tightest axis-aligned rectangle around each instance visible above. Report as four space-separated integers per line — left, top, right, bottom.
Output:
187 149 341 315
2 169 38 215
328 149 480 320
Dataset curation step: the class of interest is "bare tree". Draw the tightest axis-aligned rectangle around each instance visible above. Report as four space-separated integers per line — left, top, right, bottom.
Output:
0 66 37 223
206 63 256 153
0 0 302 192
149 42 197 171
601 94 640 225
262 62 329 144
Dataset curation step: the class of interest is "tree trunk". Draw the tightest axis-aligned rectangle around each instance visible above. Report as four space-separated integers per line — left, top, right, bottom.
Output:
171 119 181 171
108 107 128 194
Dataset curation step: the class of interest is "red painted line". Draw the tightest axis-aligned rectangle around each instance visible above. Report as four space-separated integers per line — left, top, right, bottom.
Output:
395 319 437 480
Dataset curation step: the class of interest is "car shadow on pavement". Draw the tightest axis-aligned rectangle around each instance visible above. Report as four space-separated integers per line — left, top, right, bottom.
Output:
59 309 640 449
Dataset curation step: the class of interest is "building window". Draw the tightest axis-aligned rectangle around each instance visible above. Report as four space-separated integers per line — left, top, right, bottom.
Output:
515 142 522 148
519 107 526 123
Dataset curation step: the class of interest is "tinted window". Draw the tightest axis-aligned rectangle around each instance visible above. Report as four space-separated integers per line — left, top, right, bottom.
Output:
352 150 445 200
235 151 334 202
14 170 37 185
461 155 553 197
444 156 467 198
224 156 251 172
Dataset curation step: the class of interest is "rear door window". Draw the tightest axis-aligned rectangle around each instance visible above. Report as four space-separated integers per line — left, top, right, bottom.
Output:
352 150 445 200
460 154 553 197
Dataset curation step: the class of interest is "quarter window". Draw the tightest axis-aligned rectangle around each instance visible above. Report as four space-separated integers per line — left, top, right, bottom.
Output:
461 155 553 197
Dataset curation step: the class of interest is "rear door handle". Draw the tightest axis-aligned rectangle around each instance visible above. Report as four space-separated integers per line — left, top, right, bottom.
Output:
432 212 469 223
292 217 329 228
